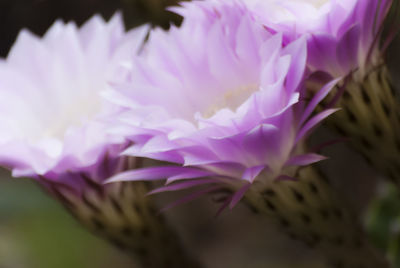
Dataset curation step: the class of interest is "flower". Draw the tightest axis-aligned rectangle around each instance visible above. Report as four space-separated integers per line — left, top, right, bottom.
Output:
243 0 400 188
0 14 203 267
105 5 391 266
107 0 337 209
242 0 392 79
0 13 148 184
242 1 400 182
0 10 151 246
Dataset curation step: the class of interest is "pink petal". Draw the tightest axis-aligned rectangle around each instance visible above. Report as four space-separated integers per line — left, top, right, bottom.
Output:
296 108 339 143
285 153 327 167
229 182 251 209
105 166 190 183
148 179 217 195
242 165 266 183
299 78 340 125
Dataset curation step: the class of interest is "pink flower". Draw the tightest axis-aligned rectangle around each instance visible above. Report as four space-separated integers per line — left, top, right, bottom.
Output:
107 0 336 208
0 13 148 189
243 0 392 77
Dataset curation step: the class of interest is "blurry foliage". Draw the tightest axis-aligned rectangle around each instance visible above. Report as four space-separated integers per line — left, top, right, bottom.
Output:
366 184 400 267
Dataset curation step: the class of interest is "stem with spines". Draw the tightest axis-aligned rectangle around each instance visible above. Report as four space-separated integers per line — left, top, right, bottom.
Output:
244 166 389 268
324 64 400 187
40 158 201 268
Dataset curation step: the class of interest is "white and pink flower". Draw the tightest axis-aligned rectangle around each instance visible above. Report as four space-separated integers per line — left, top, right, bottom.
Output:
107 0 337 208
0 13 148 191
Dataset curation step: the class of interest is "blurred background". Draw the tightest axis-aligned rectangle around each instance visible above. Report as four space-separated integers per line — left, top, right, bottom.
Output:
0 0 398 268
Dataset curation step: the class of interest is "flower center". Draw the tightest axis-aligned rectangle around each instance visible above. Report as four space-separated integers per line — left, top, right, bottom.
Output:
40 92 102 140
295 0 329 8
201 84 259 119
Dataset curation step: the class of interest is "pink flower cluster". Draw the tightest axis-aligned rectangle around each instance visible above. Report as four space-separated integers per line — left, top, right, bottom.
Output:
0 0 391 203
